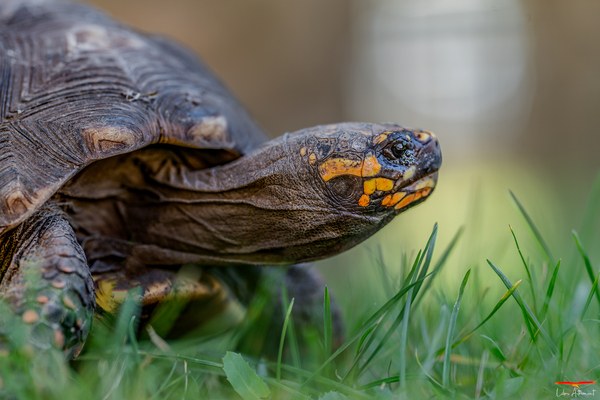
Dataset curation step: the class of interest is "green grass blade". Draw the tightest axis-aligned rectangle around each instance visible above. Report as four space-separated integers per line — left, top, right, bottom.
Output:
443 269 471 387
580 272 600 321
441 280 522 353
277 297 295 380
344 245 426 381
127 315 140 365
398 286 413 387
150 362 179 400
510 226 538 312
280 285 301 369
278 364 371 399
355 324 378 357
480 335 507 362
509 190 555 263
487 259 557 355
540 260 561 321
359 375 400 390
413 227 464 309
573 231 600 306
414 348 447 393
323 286 332 358
136 351 223 369
412 224 439 295
303 273 434 386
113 287 142 346
354 226 439 377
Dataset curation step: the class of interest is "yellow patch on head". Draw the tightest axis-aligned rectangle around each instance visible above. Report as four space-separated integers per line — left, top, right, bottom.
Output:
415 178 435 190
415 130 434 143
363 179 377 195
358 194 370 207
361 155 381 177
375 178 394 191
318 157 363 181
403 166 416 180
364 178 394 197
300 147 307 157
308 153 317 165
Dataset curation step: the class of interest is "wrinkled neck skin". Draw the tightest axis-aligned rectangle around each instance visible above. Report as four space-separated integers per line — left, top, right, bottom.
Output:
120 130 387 266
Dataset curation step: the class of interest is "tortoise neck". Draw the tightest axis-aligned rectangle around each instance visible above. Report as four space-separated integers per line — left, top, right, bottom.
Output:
122 134 355 266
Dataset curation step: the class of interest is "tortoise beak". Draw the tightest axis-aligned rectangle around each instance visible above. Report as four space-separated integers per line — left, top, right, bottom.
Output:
415 130 442 175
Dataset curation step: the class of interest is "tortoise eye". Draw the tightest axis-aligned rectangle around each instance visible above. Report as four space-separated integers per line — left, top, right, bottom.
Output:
383 136 416 165
390 143 404 158
384 142 409 161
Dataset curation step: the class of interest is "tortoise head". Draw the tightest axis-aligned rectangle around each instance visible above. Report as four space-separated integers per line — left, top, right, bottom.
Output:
290 123 441 218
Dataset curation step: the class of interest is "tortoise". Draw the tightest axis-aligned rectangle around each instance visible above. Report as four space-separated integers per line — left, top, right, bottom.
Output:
0 0 441 357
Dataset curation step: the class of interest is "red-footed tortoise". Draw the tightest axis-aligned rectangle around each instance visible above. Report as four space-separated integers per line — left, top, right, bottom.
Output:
0 0 441 356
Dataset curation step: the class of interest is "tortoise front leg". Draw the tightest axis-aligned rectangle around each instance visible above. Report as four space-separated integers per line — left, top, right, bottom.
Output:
0 205 94 357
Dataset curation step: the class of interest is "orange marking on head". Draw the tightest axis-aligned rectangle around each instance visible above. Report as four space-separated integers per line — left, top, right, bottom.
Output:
358 194 370 207
395 193 415 209
300 147 307 157
381 194 392 206
390 192 406 206
361 155 381 177
318 157 363 181
308 153 317 165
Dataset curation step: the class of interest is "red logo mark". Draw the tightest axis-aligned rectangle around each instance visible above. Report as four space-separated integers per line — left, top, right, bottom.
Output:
556 381 596 389
554 381 596 389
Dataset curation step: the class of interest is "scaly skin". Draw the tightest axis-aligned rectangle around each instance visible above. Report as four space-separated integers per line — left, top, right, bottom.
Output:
0 205 94 357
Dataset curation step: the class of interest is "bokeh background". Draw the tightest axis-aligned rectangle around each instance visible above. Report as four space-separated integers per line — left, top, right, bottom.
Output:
87 0 600 323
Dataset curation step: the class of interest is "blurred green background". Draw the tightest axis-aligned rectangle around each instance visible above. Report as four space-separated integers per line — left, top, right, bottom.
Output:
86 0 600 324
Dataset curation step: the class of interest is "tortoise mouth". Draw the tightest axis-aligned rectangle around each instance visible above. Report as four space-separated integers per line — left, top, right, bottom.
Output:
378 171 438 211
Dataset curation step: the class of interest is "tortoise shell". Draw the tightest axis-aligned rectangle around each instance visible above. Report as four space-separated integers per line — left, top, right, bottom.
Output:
0 0 265 235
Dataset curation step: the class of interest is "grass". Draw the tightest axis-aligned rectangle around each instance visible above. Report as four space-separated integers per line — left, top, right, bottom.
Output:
0 175 599 399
